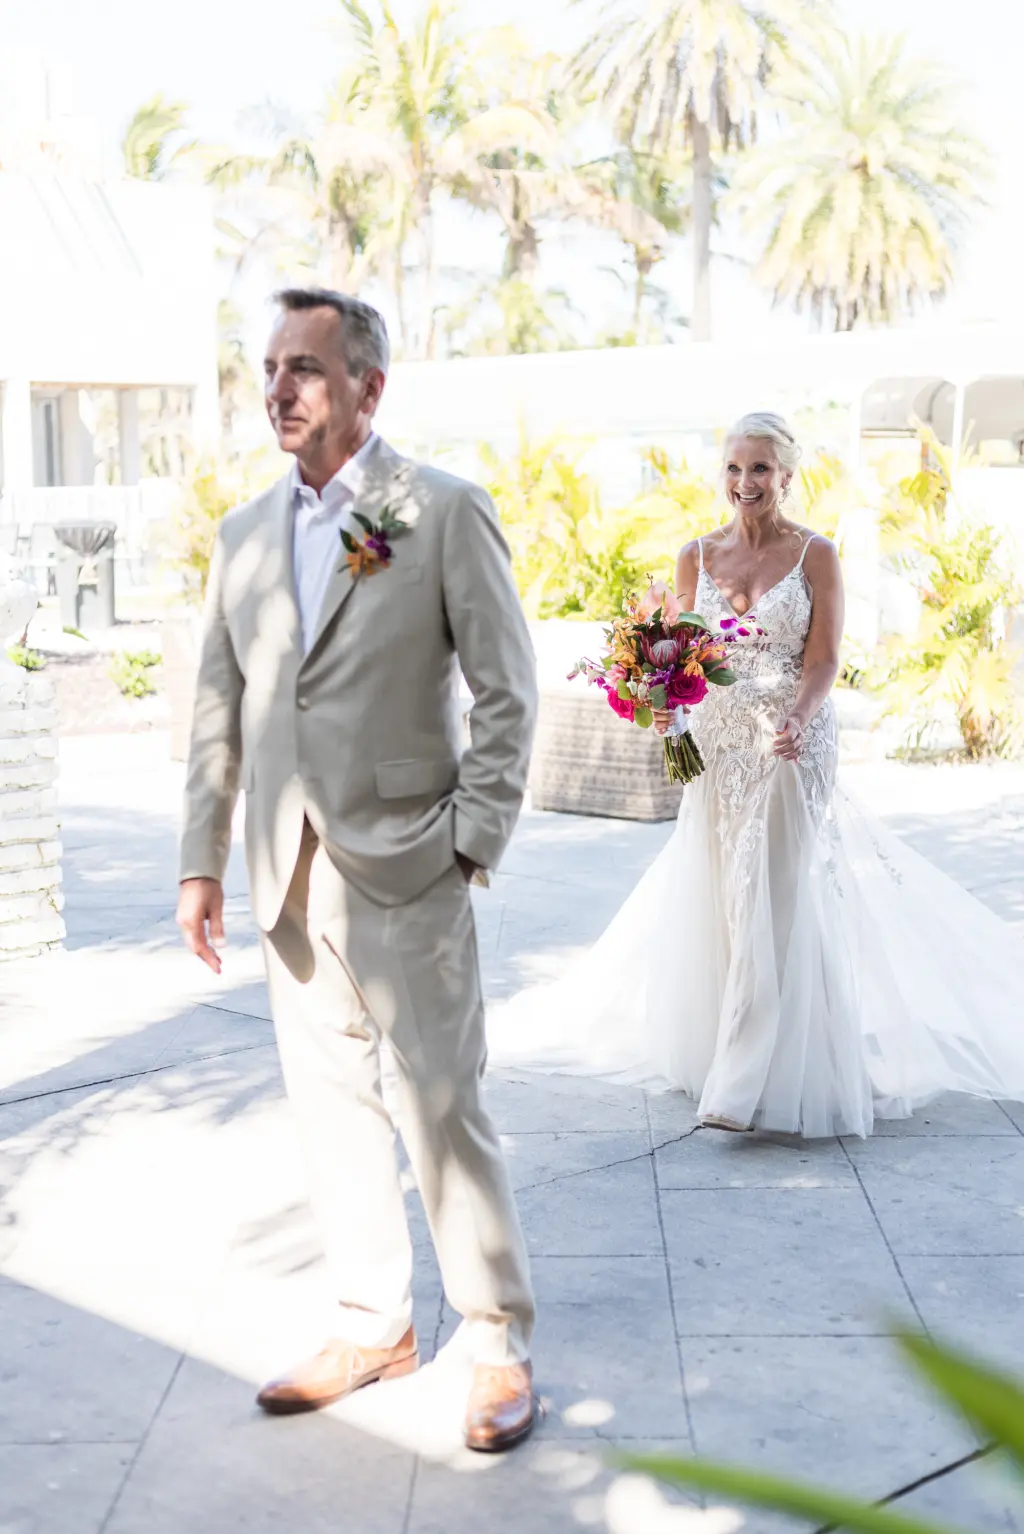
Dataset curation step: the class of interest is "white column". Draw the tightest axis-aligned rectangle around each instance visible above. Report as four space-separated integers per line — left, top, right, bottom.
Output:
1 377 34 491
118 389 142 485
951 380 967 467
58 390 99 486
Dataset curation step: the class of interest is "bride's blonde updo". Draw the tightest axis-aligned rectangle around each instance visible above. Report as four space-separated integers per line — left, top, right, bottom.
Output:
727 411 803 474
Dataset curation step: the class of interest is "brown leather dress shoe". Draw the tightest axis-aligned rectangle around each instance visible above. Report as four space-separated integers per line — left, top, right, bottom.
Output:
464 1361 537 1452
257 1326 419 1415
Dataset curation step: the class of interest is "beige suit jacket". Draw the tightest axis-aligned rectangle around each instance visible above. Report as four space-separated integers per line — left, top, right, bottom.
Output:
179 436 538 930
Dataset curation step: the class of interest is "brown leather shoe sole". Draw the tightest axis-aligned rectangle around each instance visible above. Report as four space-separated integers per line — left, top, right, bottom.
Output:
465 1396 538 1453
258 1350 419 1416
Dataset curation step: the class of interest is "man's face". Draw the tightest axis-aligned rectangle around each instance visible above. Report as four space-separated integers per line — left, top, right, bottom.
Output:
263 306 384 461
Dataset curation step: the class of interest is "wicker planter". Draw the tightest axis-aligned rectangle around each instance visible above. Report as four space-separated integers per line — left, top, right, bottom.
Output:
528 689 683 822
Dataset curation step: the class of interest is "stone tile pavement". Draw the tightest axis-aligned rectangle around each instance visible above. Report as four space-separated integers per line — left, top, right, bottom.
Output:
2 735 1024 1533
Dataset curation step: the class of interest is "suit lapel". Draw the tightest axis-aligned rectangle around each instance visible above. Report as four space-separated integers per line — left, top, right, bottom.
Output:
302 437 409 660
265 474 302 653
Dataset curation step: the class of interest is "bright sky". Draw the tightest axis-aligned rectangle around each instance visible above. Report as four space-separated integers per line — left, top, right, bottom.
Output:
2 0 1020 336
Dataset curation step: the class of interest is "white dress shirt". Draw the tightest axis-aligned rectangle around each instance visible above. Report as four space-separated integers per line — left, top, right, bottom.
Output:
291 433 378 653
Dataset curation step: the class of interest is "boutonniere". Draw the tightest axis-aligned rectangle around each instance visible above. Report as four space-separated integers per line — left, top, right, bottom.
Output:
341 502 414 578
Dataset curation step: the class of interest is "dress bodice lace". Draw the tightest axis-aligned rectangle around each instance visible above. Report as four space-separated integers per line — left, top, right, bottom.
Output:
690 545 838 831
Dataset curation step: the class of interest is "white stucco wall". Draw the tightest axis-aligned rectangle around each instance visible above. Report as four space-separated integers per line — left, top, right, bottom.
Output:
0 171 220 490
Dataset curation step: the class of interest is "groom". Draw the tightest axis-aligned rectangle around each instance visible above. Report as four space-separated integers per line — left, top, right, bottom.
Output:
176 287 539 1451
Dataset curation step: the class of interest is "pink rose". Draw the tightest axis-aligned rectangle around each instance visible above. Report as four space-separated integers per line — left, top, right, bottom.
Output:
606 689 636 722
667 670 709 708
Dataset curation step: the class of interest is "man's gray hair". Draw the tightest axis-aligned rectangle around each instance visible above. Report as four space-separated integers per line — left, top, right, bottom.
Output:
274 287 390 376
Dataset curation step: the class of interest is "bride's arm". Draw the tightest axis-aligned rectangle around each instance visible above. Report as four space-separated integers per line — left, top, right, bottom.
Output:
775 537 844 760
674 541 701 611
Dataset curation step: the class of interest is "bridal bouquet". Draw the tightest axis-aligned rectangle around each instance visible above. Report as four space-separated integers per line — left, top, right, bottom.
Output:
569 581 742 784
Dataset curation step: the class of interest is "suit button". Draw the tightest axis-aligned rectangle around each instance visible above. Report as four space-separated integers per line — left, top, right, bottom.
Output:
296 695 310 711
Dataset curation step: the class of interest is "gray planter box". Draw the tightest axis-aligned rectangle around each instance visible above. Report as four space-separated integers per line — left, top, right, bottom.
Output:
528 689 683 822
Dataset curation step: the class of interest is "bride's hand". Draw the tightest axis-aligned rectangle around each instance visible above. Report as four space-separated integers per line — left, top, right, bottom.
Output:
652 706 688 737
774 715 805 760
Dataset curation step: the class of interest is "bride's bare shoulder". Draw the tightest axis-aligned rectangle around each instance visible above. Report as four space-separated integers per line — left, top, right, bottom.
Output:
675 538 702 579
798 529 842 586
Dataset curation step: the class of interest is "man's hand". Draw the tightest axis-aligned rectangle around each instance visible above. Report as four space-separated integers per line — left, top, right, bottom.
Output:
176 877 226 973
455 852 487 887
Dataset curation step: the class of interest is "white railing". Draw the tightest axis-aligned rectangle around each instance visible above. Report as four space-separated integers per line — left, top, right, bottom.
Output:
0 481 181 587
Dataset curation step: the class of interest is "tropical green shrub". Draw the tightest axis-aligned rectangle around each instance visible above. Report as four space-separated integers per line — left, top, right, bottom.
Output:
169 459 245 602
109 648 161 699
6 644 46 671
874 436 1021 760
627 1329 1020 1534
485 433 720 620
168 453 280 602
794 450 859 542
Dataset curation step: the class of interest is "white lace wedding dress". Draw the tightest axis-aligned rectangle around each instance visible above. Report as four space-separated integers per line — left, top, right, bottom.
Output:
488 539 1024 1138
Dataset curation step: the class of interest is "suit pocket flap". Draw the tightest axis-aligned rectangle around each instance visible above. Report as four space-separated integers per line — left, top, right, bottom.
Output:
375 758 455 800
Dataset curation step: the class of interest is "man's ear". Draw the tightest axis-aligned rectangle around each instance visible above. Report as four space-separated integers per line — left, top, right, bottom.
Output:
362 368 386 415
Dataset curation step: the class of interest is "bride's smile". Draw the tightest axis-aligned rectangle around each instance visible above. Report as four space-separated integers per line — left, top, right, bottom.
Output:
724 437 791 519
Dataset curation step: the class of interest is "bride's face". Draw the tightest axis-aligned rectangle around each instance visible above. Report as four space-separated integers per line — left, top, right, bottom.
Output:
724 437 791 519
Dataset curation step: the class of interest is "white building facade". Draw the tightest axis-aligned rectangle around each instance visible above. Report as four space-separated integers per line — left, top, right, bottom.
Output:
0 51 219 582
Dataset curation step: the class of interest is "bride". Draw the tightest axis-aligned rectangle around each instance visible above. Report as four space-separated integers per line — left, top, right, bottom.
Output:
489 411 1024 1139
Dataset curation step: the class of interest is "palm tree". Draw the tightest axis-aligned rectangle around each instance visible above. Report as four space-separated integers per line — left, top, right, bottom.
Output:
209 96 402 295
442 276 578 355
341 0 480 358
442 37 576 285
736 33 990 329
572 0 822 341
216 301 259 444
576 147 690 337
122 95 196 180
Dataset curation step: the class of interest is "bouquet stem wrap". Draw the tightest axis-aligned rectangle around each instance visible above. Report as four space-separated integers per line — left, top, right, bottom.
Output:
663 719 706 785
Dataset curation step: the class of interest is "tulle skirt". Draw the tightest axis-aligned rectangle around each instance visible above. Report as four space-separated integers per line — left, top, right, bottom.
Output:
486 760 1024 1139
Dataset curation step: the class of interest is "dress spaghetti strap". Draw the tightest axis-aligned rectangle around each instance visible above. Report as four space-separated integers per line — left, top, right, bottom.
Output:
796 533 817 570
697 538 705 571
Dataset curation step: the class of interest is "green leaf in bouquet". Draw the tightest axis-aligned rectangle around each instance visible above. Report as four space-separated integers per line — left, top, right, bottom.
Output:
648 685 667 710
616 680 632 700
675 611 711 631
352 511 374 534
705 666 737 686
634 706 653 729
340 529 359 553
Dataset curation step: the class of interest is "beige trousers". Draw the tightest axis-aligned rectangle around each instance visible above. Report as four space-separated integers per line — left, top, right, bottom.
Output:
261 822 534 1366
